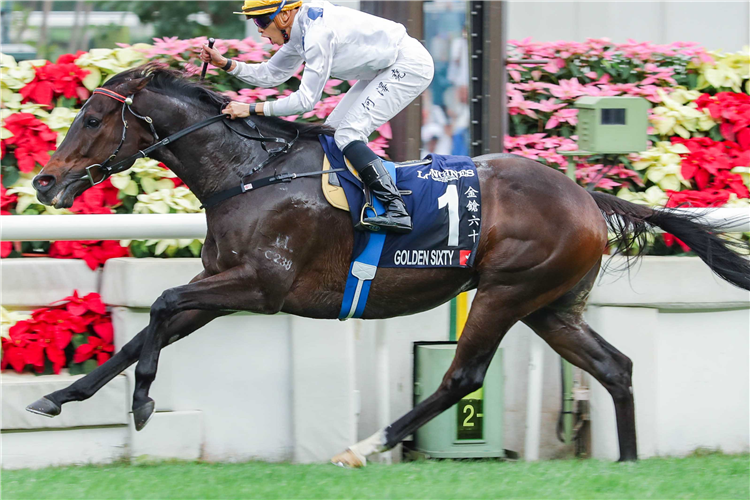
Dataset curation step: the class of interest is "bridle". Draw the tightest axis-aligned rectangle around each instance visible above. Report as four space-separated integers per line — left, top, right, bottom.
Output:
82 87 299 186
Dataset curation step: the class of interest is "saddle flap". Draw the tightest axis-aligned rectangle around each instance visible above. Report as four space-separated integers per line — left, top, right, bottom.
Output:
322 155 351 212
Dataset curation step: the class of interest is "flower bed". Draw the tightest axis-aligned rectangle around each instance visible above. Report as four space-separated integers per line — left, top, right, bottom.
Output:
1 37 748 264
1 292 114 375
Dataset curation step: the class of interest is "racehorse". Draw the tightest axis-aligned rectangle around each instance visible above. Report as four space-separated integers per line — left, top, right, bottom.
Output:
29 65 750 464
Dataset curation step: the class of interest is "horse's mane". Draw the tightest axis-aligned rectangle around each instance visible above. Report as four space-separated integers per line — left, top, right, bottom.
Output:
105 63 335 139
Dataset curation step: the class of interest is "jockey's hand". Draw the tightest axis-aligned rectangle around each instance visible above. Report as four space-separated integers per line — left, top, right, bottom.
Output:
222 101 252 119
199 44 227 68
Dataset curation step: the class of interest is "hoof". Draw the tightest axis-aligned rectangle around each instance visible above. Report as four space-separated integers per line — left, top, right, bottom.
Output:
26 397 61 418
331 448 365 468
132 398 155 431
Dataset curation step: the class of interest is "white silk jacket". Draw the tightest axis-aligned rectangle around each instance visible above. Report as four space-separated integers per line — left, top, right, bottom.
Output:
229 1 408 117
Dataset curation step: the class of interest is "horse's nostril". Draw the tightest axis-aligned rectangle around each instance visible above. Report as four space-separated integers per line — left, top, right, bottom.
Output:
32 174 56 193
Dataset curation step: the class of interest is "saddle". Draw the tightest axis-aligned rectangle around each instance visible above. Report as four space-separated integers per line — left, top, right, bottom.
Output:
321 156 428 213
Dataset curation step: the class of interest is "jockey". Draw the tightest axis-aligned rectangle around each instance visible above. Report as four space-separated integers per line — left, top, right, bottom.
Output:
200 0 434 233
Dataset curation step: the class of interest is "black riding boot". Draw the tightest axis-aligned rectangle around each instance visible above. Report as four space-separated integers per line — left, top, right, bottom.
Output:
343 140 412 233
357 158 412 233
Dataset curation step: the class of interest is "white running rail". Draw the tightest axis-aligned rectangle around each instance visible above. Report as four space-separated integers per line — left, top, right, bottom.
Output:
0 208 748 241
1 214 208 241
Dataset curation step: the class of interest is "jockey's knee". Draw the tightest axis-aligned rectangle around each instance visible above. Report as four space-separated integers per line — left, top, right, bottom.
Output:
334 128 368 153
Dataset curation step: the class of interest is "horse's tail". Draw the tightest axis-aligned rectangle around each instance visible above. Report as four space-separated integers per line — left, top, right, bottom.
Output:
589 191 750 291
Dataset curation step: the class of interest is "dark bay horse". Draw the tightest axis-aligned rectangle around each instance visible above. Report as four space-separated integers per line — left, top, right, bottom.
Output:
29 66 750 465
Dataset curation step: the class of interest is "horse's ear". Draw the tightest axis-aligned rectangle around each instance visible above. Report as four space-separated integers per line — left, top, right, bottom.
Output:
120 74 154 96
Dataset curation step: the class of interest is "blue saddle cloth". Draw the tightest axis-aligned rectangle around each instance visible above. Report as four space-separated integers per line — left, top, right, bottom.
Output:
319 135 482 269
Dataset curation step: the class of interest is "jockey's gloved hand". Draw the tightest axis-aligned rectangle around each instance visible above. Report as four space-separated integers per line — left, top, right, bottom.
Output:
200 44 228 69
222 101 262 119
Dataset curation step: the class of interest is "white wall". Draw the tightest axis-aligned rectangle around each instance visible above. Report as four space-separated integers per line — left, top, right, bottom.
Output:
2 255 747 468
586 257 750 460
507 1 749 52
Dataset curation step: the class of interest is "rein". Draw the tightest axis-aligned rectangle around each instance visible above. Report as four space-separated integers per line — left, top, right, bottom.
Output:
83 88 313 194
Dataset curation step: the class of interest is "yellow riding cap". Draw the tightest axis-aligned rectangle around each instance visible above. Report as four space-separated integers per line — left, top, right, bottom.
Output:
233 0 303 16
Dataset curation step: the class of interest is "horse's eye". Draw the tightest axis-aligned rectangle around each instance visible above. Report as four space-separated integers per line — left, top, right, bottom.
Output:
85 118 101 129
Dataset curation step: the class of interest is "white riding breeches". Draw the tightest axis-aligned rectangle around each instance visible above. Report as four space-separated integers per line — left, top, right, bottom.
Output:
326 36 434 152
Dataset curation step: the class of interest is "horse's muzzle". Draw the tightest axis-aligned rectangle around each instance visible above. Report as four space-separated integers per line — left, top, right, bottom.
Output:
32 174 57 194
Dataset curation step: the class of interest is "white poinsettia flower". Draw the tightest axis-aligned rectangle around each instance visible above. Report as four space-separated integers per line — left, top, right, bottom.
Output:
0 53 16 68
110 172 140 196
111 158 180 198
130 157 178 178
140 176 176 194
651 89 716 137
139 238 201 255
43 107 80 144
724 193 750 208
74 45 149 83
134 192 170 214
0 56 42 90
615 186 668 207
632 142 691 192
1 306 31 339
731 167 750 189
81 67 102 91
689 48 749 92
5 174 71 215
2 96 50 119
133 186 201 215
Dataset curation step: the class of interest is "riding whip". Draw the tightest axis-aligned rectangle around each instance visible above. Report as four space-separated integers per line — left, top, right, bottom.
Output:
200 38 215 81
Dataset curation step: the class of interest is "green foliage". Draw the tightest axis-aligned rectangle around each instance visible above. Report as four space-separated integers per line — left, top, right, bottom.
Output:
1 164 20 188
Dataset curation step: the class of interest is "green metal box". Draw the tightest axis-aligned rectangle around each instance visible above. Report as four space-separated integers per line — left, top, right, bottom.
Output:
413 342 504 458
574 96 650 154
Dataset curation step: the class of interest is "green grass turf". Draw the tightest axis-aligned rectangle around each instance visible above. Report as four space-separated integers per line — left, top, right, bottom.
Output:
2 454 748 499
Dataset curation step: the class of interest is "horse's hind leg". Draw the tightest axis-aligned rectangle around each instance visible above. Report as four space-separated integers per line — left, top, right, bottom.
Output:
332 288 520 467
523 304 637 461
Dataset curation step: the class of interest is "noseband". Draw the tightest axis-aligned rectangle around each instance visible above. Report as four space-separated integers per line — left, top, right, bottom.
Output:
82 88 298 186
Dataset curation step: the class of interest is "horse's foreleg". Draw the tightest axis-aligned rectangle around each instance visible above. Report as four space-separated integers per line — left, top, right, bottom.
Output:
26 309 223 418
332 289 518 467
131 265 272 431
523 307 637 461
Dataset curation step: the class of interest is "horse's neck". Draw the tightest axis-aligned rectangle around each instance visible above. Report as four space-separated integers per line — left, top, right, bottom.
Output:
147 107 266 202
144 95 321 201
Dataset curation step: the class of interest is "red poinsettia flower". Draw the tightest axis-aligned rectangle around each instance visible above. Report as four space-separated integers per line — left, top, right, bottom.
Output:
32 307 89 336
672 137 750 192
49 240 130 270
73 335 114 365
51 290 107 316
663 234 692 253
1 185 17 211
2 289 114 374
19 60 90 107
696 92 750 145
56 51 87 65
1 113 58 172
34 329 68 374
1 326 36 372
92 318 114 344
665 188 732 208
70 179 122 214
1 241 12 258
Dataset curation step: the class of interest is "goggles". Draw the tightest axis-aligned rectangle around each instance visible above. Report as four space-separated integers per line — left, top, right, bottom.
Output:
251 14 275 29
